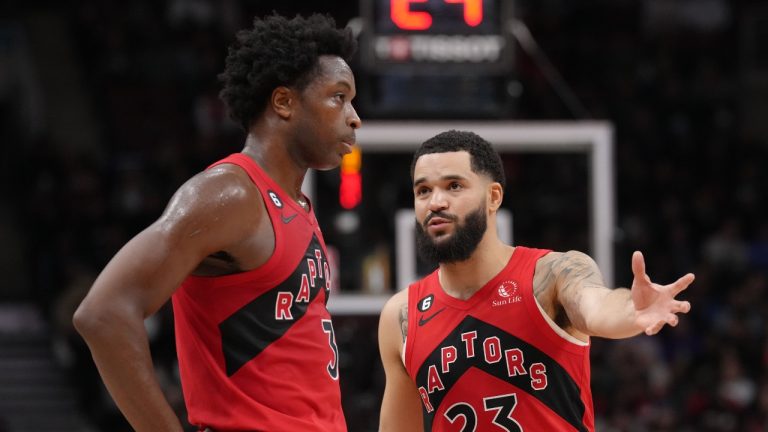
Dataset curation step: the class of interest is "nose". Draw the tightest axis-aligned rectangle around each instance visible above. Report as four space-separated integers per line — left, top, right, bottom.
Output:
347 104 362 129
427 189 448 212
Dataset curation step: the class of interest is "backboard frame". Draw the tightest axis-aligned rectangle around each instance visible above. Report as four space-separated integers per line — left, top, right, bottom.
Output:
324 120 614 314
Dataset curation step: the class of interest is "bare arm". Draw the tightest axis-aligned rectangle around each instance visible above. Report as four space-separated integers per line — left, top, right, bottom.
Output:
378 290 424 432
73 166 267 431
535 250 694 339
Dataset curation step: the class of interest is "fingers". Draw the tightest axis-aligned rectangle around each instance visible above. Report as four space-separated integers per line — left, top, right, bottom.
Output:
645 310 688 335
631 251 653 287
670 273 695 296
645 317 674 335
667 314 679 327
645 320 665 336
631 251 646 279
671 300 691 314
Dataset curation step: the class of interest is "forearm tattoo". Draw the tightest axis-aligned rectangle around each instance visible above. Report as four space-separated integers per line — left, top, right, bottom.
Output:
399 305 408 342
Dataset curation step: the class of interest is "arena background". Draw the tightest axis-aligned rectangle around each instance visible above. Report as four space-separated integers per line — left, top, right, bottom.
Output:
1 0 767 431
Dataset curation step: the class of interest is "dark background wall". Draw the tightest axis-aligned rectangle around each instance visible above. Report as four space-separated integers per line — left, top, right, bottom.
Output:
1 0 767 431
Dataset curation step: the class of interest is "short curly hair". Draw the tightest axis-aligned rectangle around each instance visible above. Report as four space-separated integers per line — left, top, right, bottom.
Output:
219 13 357 131
411 130 506 188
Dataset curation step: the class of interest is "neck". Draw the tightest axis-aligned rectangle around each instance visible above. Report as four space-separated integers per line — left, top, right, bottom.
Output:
438 235 513 300
241 131 307 203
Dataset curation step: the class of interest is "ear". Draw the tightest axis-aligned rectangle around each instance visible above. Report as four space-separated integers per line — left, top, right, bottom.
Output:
271 86 294 119
488 182 504 212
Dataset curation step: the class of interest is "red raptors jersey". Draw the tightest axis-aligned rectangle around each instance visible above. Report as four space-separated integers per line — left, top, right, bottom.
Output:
172 154 346 432
404 246 594 432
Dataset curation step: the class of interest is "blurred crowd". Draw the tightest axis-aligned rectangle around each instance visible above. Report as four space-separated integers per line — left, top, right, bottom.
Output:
3 0 767 431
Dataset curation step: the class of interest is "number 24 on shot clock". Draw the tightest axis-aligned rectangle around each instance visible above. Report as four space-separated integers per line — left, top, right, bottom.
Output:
391 0 484 30
361 0 514 71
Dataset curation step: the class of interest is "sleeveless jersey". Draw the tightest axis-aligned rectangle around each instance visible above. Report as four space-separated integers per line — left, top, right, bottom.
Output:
172 153 346 432
404 246 594 432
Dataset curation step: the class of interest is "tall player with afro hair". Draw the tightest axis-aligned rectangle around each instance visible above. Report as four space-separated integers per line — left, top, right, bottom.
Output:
75 14 361 432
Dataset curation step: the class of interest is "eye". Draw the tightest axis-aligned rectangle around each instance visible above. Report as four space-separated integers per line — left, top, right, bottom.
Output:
334 93 346 102
449 182 463 191
415 186 430 196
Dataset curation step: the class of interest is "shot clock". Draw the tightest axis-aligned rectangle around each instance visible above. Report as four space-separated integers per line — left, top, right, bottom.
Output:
360 0 514 72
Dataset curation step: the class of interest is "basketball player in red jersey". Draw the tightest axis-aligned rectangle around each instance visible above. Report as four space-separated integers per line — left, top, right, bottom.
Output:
73 14 360 432
378 130 695 432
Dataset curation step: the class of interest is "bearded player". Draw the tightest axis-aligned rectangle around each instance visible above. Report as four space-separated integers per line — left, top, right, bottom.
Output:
378 130 694 431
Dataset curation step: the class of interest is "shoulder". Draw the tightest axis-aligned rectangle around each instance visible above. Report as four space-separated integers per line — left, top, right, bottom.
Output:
533 250 594 305
534 250 597 277
153 163 267 244
379 288 410 350
381 288 410 326
532 251 559 289
172 163 257 208
533 250 604 302
162 164 261 222
535 250 600 279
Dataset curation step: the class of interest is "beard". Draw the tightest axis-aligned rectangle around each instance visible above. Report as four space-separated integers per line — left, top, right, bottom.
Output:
415 204 487 265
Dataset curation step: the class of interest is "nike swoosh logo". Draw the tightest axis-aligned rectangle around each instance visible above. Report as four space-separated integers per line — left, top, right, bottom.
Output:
281 213 297 224
418 307 446 326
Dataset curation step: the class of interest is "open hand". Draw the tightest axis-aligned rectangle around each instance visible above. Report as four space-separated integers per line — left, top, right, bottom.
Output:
631 251 694 335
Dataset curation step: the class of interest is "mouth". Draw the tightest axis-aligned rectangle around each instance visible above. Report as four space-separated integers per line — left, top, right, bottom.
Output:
425 216 453 234
428 217 450 227
340 133 356 154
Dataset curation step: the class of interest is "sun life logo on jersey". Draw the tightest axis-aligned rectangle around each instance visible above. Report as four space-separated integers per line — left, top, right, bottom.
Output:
493 280 521 307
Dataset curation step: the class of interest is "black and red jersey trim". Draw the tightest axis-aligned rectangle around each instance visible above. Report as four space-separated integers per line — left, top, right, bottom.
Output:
416 316 589 432
219 234 329 376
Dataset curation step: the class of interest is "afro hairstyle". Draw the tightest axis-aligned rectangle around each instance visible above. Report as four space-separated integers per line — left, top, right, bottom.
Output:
219 13 357 131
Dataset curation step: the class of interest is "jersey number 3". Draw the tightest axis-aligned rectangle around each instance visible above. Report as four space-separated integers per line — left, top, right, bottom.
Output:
321 319 339 380
444 393 523 431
